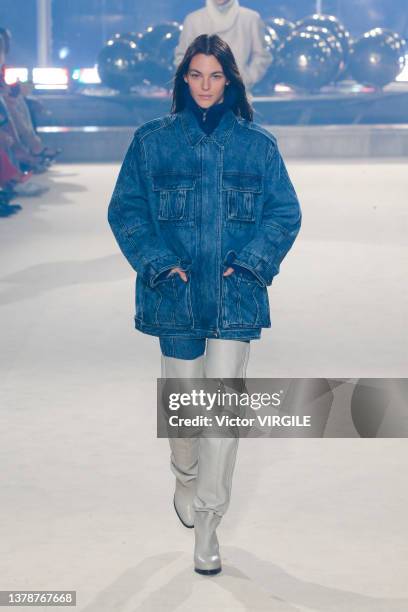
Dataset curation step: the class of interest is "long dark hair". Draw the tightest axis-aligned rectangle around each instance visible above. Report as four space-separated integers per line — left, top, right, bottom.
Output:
171 34 253 121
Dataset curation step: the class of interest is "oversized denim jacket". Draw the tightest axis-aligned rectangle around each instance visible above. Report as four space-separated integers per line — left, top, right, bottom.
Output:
108 107 302 340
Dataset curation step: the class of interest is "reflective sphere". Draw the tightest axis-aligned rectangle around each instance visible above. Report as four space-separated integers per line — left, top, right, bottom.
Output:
110 32 143 47
367 28 407 55
293 24 345 81
349 28 407 87
296 13 351 60
97 39 142 91
138 22 182 67
264 24 280 55
251 24 281 94
391 30 406 53
253 18 295 94
265 17 295 42
277 30 337 91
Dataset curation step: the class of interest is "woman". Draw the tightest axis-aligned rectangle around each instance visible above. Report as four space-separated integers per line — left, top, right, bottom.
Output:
108 34 301 576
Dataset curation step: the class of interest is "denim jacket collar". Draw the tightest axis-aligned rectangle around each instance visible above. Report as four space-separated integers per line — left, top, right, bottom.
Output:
179 107 237 148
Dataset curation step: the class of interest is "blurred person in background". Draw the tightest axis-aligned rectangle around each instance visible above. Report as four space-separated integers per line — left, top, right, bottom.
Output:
174 0 272 91
0 99 22 215
0 27 60 174
0 96 48 202
0 27 52 198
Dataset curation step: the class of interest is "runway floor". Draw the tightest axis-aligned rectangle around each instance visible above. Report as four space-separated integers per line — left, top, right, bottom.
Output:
0 161 407 611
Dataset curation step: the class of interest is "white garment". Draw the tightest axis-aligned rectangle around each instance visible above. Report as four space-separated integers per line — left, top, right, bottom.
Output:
205 0 240 32
174 2 272 90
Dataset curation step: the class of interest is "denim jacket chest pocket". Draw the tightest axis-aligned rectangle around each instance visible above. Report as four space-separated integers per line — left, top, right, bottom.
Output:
152 173 197 226
222 173 263 224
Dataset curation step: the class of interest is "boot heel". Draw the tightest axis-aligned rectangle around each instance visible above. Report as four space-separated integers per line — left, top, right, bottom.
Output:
194 566 221 576
194 510 222 575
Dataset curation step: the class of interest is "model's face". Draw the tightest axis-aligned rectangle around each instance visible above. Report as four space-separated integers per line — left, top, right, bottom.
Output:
215 0 230 5
184 53 229 109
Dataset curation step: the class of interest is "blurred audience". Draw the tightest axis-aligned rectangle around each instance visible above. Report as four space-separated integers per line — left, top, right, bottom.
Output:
0 26 62 218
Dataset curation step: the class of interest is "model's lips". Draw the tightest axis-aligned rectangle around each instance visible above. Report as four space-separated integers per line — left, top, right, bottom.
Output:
199 95 212 99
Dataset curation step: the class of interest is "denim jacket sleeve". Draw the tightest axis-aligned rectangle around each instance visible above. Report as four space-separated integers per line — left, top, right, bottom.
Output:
107 134 182 288
230 140 302 287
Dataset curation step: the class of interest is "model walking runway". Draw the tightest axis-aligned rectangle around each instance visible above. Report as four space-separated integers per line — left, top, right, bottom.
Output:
0 160 407 608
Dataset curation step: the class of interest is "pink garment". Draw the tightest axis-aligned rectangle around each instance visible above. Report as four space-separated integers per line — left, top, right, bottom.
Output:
0 68 43 154
0 148 20 185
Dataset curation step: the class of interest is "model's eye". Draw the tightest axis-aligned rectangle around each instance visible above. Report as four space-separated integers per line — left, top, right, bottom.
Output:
190 73 200 78
212 74 223 79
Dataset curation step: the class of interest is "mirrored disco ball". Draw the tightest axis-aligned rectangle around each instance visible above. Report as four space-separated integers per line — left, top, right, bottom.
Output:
390 30 406 53
251 24 281 94
277 30 337 91
97 39 142 91
253 18 295 94
349 28 407 87
296 13 351 61
265 17 295 42
293 24 345 82
138 22 182 67
109 32 144 47
366 28 407 56
264 24 280 55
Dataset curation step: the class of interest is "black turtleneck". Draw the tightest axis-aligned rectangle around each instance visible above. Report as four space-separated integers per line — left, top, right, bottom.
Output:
183 82 237 135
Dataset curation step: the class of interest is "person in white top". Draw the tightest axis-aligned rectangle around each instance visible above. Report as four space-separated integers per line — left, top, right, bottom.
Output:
174 0 272 90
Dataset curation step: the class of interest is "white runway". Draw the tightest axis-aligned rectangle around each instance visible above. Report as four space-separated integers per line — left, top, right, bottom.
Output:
0 161 407 611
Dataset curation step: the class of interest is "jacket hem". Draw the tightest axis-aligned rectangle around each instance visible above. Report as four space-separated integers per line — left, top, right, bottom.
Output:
134 318 263 340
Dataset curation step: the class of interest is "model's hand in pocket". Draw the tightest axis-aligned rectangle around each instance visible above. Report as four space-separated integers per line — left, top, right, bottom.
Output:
223 267 235 277
167 267 188 282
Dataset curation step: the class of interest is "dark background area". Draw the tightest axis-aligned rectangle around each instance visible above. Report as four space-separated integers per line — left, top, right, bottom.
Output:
1 0 407 68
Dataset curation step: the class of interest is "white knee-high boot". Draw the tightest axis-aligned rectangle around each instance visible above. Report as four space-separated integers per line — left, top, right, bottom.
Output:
161 354 204 528
194 340 250 575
